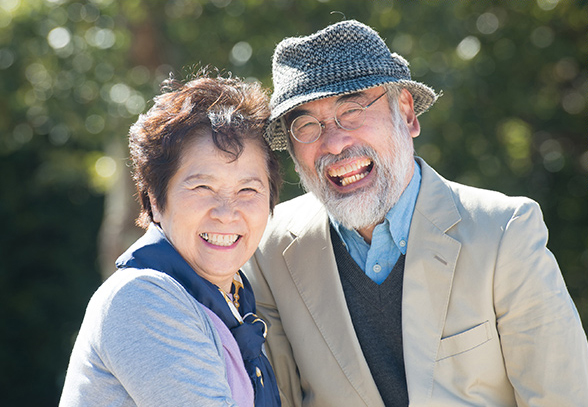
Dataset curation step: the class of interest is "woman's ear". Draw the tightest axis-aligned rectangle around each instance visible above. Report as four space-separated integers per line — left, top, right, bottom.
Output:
398 89 421 139
149 192 162 223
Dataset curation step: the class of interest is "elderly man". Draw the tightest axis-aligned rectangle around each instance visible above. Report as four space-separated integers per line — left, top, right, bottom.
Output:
243 20 588 406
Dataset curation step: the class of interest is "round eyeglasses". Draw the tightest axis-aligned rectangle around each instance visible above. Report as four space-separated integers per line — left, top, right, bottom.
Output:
289 92 387 144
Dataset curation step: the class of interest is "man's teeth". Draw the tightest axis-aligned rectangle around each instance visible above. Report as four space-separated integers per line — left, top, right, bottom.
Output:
327 158 372 178
200 233 239 247
327 158 372 186
340 172 368 186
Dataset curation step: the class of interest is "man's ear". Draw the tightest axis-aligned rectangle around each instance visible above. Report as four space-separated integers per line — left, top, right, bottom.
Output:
149 192 162 223
398 89 421 139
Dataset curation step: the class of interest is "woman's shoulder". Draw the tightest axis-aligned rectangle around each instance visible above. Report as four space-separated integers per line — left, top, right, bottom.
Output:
85 268 217 342
98 268 199 308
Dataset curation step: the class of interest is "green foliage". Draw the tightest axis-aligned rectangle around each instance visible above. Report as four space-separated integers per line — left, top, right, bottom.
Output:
1 0 586 404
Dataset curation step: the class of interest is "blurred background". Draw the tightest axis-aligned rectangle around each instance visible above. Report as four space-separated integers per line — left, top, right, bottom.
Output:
0 0 586 405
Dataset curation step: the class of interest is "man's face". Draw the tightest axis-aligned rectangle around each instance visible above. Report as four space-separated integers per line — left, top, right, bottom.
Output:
287 86 420 236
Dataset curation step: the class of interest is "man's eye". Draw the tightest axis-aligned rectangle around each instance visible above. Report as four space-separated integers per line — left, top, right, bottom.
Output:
294 120 317 131
338 106 363 119
292 116 319 130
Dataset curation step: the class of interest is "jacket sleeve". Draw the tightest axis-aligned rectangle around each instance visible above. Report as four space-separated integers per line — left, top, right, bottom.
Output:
61 271 239 407
244 253 303 407
493 199 588 406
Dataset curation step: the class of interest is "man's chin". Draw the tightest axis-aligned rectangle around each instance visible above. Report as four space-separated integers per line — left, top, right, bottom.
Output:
299 173 385 229
324 177 375 199
323 191 389 231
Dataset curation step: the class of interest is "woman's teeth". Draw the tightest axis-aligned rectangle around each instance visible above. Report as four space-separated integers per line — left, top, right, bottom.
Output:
200 233 239 246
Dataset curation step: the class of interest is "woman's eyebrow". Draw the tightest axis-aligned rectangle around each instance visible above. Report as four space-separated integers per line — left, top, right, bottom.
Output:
182 173 213 183
182 174 266 188
239 177 266 187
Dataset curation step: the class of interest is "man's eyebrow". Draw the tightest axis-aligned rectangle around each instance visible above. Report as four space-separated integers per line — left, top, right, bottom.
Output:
285 108 309 123
338 91 367 102
285 91 368 122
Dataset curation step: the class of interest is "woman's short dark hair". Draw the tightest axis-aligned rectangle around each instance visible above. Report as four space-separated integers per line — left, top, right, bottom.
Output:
129 70 281 229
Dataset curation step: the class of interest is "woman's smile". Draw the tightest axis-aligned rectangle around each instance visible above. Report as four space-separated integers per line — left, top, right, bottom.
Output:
200 232 241 247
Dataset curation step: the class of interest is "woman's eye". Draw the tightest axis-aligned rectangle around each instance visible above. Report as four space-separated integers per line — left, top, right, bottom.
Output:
240 188 257 193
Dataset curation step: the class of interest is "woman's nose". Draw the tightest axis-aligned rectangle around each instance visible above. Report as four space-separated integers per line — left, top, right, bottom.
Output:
210 199 239 222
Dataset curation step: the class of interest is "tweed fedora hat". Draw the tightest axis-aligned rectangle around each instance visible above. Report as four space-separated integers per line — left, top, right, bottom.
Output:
266 19 440 150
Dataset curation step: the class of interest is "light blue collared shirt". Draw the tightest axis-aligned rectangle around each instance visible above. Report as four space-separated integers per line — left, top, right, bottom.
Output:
331 160 421 284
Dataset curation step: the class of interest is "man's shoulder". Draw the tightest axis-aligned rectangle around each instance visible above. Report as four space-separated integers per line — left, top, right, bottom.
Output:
420 160 534 212
442 178 544 234
446 178 534 213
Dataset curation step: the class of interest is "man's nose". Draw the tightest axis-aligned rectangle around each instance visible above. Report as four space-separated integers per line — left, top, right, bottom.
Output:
319 120 354 156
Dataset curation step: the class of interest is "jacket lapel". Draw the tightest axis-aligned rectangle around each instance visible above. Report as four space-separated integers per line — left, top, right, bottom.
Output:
282 194 385 407
403 158 462 403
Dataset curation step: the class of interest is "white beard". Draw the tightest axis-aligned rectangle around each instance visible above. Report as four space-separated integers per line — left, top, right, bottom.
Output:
294 120 414 231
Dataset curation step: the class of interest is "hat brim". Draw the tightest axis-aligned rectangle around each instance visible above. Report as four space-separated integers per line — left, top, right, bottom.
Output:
265 77 439 151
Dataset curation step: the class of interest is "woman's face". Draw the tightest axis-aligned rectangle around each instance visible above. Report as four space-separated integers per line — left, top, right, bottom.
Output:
152 131 271 292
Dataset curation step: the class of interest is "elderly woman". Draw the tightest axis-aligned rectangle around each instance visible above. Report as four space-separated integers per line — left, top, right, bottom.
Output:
60 72 281 407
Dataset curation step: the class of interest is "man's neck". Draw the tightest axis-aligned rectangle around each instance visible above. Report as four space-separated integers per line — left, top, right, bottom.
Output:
357 223 378 245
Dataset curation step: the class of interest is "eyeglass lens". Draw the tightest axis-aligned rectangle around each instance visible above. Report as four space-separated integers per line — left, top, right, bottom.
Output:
290 92 386 144
291 101 366 143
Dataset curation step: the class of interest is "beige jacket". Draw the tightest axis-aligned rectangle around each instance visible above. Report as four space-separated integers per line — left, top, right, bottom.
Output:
243 158 588 407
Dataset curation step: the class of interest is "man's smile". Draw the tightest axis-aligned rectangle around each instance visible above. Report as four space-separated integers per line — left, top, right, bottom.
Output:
326 157 373 187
